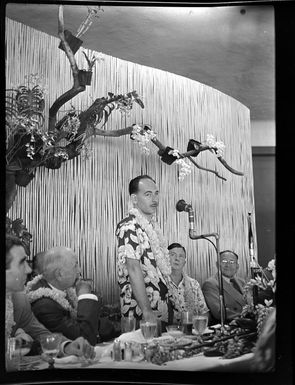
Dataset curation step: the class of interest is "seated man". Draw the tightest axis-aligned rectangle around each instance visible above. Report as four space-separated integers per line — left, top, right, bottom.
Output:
5 235 95 370
202 250 247 324
167 243 209 323
25 246 117 345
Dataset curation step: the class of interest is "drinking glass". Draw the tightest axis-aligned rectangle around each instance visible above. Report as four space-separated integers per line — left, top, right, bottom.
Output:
192 315 208 340
6 338 33 371
40 333 62 369
181 311 193 335
139 320 157 343
121 316 136 333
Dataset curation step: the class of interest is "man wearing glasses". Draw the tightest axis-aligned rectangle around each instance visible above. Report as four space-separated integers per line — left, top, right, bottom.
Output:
202 250 246 324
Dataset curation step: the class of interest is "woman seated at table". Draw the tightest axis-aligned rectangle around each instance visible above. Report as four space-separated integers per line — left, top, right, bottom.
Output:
167 243 210 324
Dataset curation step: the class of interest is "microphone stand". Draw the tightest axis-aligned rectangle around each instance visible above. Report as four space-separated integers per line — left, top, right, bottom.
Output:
187 207 227 331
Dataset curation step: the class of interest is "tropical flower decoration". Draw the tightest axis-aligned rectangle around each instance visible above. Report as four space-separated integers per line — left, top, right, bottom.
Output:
6 75 144 184
205 134 226 157
168 149 192 180
241 258 276 336
82 51 104 71
75 6 104 39
6 217 32 255
130 124 156 154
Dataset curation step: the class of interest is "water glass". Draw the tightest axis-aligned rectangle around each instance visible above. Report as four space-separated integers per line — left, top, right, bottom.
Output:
140 320 157 342
192 315 208 337
121 316 136 333
6 338 21 371
6 338 33 371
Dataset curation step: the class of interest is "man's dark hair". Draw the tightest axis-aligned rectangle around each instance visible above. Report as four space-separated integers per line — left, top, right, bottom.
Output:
6 234 25 269
220 250 239 260
168 243 186 254
129 175 156 195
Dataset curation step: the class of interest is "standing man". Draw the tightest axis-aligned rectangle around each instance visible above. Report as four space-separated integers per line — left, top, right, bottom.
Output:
116 175 172 327
202 250 247 324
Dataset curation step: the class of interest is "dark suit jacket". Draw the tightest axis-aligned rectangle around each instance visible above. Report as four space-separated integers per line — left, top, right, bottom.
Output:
11 291 52 341
202 274 246 324
29 278 112 345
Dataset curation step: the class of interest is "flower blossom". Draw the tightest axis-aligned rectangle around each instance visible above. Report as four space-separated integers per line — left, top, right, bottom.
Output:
168 149 192 180
131 124 156 155
205 134 225 157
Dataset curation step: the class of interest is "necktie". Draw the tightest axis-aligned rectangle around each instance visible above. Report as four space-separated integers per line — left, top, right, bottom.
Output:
230 278 242 294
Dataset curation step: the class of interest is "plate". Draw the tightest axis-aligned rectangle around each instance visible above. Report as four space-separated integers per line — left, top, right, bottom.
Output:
192 327 214 336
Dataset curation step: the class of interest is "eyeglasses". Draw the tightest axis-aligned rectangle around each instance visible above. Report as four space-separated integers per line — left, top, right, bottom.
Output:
221 259 236 265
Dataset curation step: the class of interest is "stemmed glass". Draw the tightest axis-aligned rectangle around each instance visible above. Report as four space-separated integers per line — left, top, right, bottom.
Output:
192 314 208 342
40 333 62 369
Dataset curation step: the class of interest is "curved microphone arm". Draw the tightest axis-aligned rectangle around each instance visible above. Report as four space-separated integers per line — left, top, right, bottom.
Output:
187 208 226 330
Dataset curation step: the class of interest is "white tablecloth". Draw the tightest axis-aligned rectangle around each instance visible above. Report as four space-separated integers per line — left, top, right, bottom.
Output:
36 352 254 371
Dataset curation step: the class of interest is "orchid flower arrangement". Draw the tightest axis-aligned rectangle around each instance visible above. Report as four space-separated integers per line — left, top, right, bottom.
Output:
168 149 192 180
205 134 226 157
242 258 276 336
75 6 103 39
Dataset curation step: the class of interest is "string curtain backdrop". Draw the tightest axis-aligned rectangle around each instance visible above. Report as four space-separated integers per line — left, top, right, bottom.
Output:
6 18 256 305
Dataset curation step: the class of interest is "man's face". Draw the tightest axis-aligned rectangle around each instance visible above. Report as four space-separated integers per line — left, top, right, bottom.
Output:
6 245 32 292
58 250 81 290
132 178 159 217
219 252 239 279
169 247 186 272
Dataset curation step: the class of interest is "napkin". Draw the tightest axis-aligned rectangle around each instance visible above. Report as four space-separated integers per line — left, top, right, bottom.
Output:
118 329 146 344
54 355 81 364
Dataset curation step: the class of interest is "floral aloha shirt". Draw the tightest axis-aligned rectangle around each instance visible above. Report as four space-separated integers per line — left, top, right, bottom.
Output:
168 274 209 323
116 213 170 322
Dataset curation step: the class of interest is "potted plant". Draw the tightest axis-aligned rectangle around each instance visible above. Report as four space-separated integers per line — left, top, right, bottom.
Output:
58 6 103 54
78 51 99 86
58 30 83 54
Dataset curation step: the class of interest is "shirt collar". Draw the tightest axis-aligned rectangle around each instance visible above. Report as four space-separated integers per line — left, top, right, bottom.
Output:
171 275 184 288
48 282 66 294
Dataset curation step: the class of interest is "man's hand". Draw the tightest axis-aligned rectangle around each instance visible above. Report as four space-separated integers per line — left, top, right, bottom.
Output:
64 337 95 359
75 280 92 296
14 328 33 344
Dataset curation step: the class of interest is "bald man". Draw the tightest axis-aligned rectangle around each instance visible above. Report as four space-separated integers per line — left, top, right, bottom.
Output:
26 246 116 345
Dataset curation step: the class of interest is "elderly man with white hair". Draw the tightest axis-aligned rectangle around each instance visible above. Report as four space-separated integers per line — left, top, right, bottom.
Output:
5 235 95 371
26 246 116 345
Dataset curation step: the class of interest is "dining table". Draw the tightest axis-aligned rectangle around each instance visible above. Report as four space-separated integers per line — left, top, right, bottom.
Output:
19 329 256 372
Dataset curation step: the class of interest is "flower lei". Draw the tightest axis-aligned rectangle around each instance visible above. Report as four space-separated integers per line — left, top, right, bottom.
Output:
169 275 201 318
25 275 78 318
5 294 15 341
129 208 171 277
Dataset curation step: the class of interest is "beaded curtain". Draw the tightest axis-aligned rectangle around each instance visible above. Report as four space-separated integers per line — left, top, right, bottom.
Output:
6 18 256 305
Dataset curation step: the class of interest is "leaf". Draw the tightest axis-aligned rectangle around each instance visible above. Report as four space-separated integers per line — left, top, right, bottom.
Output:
82 51 92 67
134 98 144 109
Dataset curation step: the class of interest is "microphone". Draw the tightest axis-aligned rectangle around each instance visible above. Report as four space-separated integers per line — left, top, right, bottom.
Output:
176 200 195 231
176 199 192 212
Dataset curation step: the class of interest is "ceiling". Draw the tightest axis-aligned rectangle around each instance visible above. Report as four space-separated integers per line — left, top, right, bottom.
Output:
5 3 275 121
